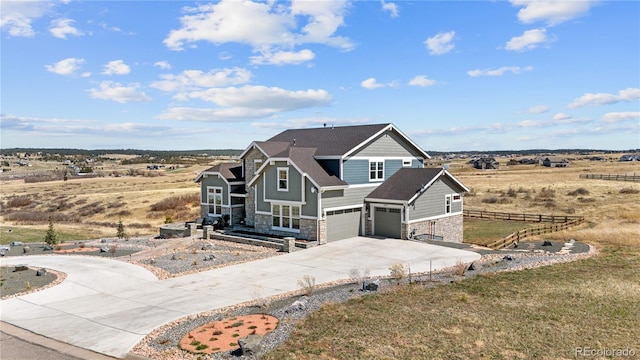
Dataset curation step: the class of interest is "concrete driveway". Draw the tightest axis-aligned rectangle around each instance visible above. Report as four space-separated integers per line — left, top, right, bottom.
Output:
0 237 480 358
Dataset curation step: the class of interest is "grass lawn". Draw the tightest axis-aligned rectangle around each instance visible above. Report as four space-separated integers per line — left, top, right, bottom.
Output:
0 225 104 245
463 217 537 246
265 242 640 359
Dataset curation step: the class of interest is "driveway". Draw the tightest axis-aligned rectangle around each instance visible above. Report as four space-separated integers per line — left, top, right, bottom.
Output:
0 237 480 358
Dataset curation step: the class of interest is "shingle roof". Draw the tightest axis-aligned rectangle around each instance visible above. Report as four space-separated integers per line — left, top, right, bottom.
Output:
285 147 347 187
267 123 391 157
366 168 444 202
200 162 243 182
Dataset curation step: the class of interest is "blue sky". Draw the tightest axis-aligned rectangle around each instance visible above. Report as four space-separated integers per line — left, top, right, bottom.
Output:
1 0 639 151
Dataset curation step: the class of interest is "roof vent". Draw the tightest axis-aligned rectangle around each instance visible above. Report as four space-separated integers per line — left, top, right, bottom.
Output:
292 138 296 146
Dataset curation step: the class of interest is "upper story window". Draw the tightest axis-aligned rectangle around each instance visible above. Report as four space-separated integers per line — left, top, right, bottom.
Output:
445 194 452 214
277 167 289 191
403 159 412 167
369 161 384 181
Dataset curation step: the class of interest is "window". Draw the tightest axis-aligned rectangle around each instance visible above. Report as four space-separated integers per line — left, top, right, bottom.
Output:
369 161 384 181
453 194 462 202
403 159 412 167
272 204 300 230
445 194 452 214
277 167 288 191
207 187 223 215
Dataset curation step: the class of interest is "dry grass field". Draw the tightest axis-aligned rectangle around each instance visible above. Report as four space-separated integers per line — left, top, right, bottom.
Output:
264 158 640 359
0 162 210 243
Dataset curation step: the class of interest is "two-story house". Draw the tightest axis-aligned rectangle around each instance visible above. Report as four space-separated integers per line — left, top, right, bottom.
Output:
195 123 469 244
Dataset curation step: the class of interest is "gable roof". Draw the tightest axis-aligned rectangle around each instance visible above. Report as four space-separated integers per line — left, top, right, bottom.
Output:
366 168 469 204
247 146 347 188
195 162 243 183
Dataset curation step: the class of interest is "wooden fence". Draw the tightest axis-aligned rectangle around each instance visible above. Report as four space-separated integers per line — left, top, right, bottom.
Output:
580 173 640 182
463 209 585 249
463 209 583 223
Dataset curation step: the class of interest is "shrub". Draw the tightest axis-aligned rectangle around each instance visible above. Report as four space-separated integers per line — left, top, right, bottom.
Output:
116 219 126 239
536 187 556 200
150 194 199 212
452 260 468 276
619 188 640 194
6 195 33 208
297 275 316 296
506 187 518 198
568 187 590 196
389 263 407 284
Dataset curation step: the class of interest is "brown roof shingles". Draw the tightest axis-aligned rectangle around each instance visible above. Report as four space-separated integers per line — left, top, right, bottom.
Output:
366 168 443 201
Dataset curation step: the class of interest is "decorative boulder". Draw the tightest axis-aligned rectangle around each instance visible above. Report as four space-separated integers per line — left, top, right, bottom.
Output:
100 247 109 252
36 268 47 276
23 246 30 254
467 262 476 271
503 255 514 261
286 296 309 313
542 240 553 247
201 242 215 251
203 254 216 261
363 279 380 291
238 334 262 357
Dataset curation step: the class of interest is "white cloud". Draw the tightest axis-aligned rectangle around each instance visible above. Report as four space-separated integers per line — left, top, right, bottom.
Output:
49 18 83 39
568 88 640 108
158 85 331 121
510 0 596 26
250 49 315 65
45 58 85 75
381 1 399 18
154 61 171 70
528 105 550 114
553 113 572 121
505 28 549 52
408 75 437 87
0 1 53 37
102 60 131 75
150 68 252 92
361 77 385 89
424 31 455 55
602 112 640 123
164 0 352 54
467 66 533 77
89 81 151 103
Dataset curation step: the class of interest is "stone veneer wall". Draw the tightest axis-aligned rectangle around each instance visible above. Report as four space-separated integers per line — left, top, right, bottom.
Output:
403 214 463 243
254 214 318 241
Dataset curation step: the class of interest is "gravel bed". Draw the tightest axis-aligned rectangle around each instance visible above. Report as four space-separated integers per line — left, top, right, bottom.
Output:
132 241 597 360
0 266 66 300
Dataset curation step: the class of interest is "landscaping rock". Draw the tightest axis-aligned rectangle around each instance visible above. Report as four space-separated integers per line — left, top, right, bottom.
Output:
542 240 553 247
100 247 109 252
44 245 54 250
22 246 30 254
14 265 28 272
201 242 215 251
503 255 514 261
36 268 47 276
238 334 262 356
363 279 380 291
467 262 476 271
203 254 216 261
286 296 309 313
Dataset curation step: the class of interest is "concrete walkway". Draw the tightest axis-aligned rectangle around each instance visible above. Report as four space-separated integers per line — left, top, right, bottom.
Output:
0 237 480 359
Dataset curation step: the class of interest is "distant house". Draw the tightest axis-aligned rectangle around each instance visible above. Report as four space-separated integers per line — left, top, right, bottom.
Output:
471 157 499 170
619 154 639 162
195 123 469 243
543 157 570 167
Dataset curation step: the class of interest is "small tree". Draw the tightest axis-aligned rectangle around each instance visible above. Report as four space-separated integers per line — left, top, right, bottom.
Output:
44 216 58 245
116 219 126 239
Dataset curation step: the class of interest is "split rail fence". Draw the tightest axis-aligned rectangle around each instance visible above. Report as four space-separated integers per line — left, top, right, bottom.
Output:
580 173 640 182
463 209 585 250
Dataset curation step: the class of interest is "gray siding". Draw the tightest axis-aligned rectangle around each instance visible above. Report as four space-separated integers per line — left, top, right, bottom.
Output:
409 177 463 220
263 162 303 202
199 176 228 205
322 186 375 210
342 159 369 184
412 159 423 168
255 182 270 212
385 159 402 179
302 181 318 217
351 130 425 158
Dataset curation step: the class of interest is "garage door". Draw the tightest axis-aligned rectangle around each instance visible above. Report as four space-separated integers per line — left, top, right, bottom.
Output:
374 207 401 238
326 208 362 242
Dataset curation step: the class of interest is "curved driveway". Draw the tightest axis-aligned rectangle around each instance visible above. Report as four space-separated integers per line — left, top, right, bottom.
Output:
0 237 480 358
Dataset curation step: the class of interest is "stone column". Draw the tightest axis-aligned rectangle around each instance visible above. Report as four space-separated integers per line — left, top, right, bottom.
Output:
283 237 296 253
188 222 197 237
203 225 213 240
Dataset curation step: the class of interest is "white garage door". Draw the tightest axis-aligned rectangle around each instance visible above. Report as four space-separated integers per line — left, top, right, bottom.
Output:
326 208 362 242
374 207 402 238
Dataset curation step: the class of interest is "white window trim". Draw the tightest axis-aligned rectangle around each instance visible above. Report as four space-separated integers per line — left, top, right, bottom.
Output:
403 158 412 167
271 203 301 232
277 167 289 192
369 160 384 182
452 193 462 202
207 186 224 216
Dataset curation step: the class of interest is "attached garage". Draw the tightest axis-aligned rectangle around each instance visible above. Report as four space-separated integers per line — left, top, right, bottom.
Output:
325 207 362 241
373 207 402 238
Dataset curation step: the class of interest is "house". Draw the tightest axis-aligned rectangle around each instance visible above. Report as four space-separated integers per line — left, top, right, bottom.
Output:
471 157 499 170
542 157 570 167
195 123 469 244
619 154 639 162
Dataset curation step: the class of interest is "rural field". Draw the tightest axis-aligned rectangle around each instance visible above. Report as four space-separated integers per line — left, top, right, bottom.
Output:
1 155 639 359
